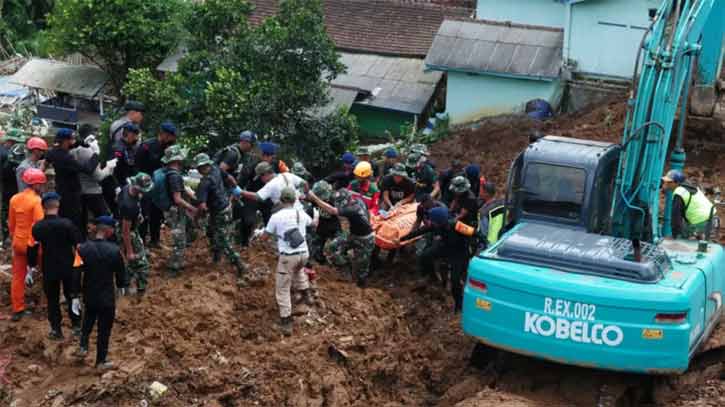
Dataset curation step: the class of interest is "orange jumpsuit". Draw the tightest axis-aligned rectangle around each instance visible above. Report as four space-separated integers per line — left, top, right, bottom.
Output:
8 188 44 313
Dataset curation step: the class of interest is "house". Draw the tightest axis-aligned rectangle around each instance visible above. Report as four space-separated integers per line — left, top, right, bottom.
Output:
427 0 670 124
426 18 564 123
162 0 473 137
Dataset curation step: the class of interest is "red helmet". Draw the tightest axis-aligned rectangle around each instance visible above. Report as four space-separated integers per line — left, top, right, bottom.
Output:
26 137 48 151
22 168 47 185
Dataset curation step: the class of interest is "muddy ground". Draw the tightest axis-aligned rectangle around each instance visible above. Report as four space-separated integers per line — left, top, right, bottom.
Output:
1 99 724 406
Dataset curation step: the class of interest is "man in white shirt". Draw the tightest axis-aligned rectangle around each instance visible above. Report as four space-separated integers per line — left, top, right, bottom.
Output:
263 187 317 336
240 162 308 211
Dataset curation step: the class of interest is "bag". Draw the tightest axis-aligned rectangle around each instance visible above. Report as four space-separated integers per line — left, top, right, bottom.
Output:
283 210 306 249
150 168 173 211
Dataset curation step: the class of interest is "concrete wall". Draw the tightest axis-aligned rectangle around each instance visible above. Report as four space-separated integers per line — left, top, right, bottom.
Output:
477 0 565 28
568 0 659 79
445 72 563 124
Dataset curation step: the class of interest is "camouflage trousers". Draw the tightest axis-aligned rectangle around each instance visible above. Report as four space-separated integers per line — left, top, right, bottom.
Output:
324 232 375 283
208 206 246 274
165 206 188 276
116 227 150 291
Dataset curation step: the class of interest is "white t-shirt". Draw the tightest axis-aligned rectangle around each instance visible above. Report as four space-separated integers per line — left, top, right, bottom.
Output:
257 173 306 209
265 207 313 254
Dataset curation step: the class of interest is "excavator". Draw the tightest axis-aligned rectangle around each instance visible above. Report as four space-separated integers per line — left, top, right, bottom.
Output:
462 0 725 396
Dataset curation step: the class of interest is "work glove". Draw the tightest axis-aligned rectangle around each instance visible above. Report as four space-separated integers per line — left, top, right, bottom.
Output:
250 228 265 242
71 298 82 316
24 267 36 287
85 135 100 155
115 187 122 196
231 186 242 198
106 158 118 171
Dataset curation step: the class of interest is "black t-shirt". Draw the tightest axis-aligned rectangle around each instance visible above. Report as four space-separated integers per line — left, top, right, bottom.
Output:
338 199 372 236
451 190 479 226
31 215 81 281
380 175 415 204
416 199 446 223
197 166 229 212
166 169 185 198
76 239 128 307
117 185 142 228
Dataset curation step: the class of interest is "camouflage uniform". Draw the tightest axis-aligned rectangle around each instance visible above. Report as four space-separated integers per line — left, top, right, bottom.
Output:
324 231 375 282
165 206 188 275
209 206 244 269
118 226 151 291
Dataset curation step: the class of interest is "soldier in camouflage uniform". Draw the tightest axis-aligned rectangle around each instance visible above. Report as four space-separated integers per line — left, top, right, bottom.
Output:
193 153 248 283
117 173 154 294
307 180 342 263
161 146 198 277
308 188 375 287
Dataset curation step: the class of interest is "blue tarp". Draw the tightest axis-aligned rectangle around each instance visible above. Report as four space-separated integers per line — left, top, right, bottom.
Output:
0 76 30 99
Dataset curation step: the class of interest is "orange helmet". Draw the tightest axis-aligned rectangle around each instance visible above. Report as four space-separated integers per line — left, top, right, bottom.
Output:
26 137 48 151
22 168 47 185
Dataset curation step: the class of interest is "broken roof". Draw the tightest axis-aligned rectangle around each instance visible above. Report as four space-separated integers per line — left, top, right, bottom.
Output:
10 58 109 98
425 18 563 80
249 0 472 57
332 52 442 114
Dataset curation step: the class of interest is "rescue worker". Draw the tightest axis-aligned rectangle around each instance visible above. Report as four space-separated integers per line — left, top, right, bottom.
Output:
263 186 315 336
307 180 341 264
291 162 312 183
112 123 141 190
348 161 380 214
71 129 116 238
46 128 99 234
478 182 506 250
448 176 479 229
117 173 154 293
661 169 717 239
376 147 399 182
108 100 145 151
411 193 446 258
379 163 415 211
408 153 440 202
439 159 464 204
8 168 46 321
160 146 198 277
74 215 129 370
193 153 247 284
465 164 483 198
1 129 27 243
259 142 289 174
399 206 475 313
356 146 380 179
308 188 375 288
31 192 82 339
16 137 48 191
325 151 356 189
239 162 308 212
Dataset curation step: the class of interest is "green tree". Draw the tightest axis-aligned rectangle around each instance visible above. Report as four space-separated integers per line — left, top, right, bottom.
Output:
123 0 356 172
47 0 187 94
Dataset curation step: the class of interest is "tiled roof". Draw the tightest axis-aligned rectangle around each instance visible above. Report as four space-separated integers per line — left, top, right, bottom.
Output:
248 0 472 57
425 18 564 80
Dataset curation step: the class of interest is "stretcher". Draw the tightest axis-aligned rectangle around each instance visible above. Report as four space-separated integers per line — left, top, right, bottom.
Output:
371 203 421 250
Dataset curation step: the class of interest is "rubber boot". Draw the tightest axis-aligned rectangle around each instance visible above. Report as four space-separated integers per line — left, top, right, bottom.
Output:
279 317 293 337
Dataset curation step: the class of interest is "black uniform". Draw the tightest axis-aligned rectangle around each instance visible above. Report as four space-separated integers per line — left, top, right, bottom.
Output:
75 238 128 365
0 145 14 240
111 139 138 190
439 168 464 204
402 220 471 313
136 139 167 245
324 170 355 190
46 147 98 234
32 215 82 334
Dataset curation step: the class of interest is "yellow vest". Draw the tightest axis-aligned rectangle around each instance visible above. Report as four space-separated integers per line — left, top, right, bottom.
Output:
673 186 714 225
487 205 506 244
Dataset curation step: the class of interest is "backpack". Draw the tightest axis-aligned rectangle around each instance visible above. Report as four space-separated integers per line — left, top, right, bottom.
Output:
150 168 176 211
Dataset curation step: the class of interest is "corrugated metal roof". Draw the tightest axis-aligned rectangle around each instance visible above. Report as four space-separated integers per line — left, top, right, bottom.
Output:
332 52 442 114
10 59 109 98
313 86 358 117
425 19 563 80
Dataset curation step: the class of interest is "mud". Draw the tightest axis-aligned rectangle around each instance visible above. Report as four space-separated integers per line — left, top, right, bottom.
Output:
0 98 723 406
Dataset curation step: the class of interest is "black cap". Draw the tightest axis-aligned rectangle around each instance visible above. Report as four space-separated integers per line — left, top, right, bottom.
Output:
124 100 145 112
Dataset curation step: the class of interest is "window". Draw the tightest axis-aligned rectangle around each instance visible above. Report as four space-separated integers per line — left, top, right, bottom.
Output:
521 163 586 220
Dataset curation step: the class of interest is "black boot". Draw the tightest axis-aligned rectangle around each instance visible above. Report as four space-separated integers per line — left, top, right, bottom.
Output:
279 317 293 336
212 251 221 264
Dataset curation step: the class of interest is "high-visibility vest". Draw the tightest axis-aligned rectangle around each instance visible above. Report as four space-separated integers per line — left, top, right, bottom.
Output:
487 205 506 244
673 185 715 225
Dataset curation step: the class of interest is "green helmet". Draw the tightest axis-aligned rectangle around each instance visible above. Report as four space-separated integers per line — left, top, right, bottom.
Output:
449 175 471 194
410 143 428 156
255 161 274 177
406 153 421 169
389 163 408 177
311 180 333 201
129 172 154 193
291 162 309 177
4 128 27 144
333 188 352 208
280 186 297 203
161 145 187 164
193 152 214 169
8 143 26 164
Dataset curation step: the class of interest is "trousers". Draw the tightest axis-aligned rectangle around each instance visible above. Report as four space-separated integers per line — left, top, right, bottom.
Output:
275 252 310 318
419 244 469 312
44 275 80 332
81 193 110 239
165 206 188 274
208 207 245 273
139 195 163 245
11 246 28 313
80 304 115 365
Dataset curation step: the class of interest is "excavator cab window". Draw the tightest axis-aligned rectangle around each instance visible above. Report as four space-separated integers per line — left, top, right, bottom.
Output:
521 163 586 221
